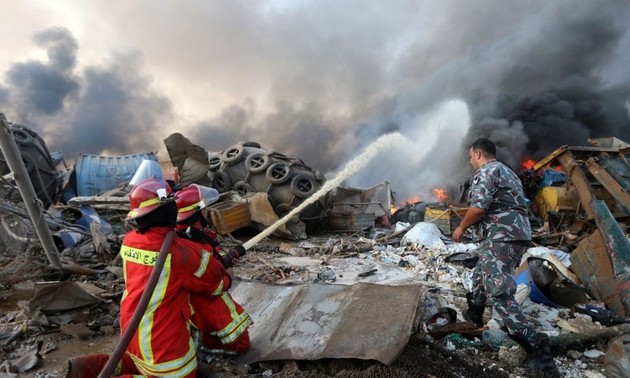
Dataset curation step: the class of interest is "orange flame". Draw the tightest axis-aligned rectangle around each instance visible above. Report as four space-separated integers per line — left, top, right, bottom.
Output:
433 188 448 202
522 159 536 170
390 195 423 214
544 162 564 172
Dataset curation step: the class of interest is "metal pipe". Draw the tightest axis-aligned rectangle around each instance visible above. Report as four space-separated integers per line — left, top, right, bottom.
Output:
0 114 64 271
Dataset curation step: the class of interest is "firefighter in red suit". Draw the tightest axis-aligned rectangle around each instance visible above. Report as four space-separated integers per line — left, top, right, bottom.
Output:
117 178 229 377
175 184 252 354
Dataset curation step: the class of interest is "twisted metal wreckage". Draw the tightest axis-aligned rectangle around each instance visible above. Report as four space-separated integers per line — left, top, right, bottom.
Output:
2 113 630 376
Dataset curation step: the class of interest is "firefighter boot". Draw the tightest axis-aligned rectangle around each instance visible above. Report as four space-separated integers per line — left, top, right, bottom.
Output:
462 292 485 327
511 332 561 377
66 353 110 378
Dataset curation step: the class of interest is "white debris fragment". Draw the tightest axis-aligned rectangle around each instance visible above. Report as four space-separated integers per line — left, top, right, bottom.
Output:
522 302 560 335
514 283 531 306
395 222 411 233
446 242 478 253
400 222 447 250
461 270 474 291
524 246 572 267
400 255 421 267
583 350 605 359
583 371 607 378
445 340 456 351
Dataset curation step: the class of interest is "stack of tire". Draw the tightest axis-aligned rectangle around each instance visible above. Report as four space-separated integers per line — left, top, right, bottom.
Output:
0 124 61 209
207 141 328 230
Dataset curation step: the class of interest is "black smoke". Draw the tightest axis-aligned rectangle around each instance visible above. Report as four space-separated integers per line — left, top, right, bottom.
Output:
461 3 630 168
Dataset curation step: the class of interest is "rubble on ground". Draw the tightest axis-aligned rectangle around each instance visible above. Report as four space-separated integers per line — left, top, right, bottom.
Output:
2 123 630 377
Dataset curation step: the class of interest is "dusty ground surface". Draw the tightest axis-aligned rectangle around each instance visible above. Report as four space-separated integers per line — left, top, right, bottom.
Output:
0 224 617 378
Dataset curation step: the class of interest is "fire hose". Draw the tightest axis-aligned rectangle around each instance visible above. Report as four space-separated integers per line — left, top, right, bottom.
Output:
97 230 175 378
96 205 295 377
97 133 405 377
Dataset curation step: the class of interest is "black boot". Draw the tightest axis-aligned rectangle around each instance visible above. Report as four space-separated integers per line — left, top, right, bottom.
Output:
462 292 485 327
510 332 561 377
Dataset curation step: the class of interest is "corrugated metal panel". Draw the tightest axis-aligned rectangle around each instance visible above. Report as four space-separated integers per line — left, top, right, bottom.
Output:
75 153 158 196
231 281 422 365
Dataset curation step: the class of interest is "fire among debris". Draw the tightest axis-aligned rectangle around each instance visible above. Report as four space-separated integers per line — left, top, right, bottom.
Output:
390 195 422 213
432 187 448 203
521 159 536 170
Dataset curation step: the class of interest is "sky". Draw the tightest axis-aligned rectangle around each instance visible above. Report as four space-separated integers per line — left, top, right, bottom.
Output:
1 0 629 200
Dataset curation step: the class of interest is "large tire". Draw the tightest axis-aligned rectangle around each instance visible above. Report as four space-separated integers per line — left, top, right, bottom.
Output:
222 145 245 165
213 171 232 193
290 174 316 199
208 153 223 171
266 163 292 185
241 141 261 148
233 181 256 196
245 153 271 174
11 128 34 146
275 203 297 219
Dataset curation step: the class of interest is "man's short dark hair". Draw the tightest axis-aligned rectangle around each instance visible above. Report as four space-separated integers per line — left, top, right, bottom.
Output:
470 137 496 158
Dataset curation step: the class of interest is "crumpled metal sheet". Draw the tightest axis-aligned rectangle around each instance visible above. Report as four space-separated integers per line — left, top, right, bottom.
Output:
231 280 423 365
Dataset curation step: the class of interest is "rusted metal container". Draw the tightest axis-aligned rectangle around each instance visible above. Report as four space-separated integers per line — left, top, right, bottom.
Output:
208 201 251 235
424 206 467 235
74 152 158 196
327 211 375 231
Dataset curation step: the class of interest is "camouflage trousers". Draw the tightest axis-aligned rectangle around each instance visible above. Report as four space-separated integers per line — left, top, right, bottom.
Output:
469 240 538 344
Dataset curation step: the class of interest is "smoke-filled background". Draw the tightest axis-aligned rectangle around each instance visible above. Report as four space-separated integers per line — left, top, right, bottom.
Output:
1 0 629 201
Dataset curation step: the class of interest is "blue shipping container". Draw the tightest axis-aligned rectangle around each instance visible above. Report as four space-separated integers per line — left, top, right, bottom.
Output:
75 153 158 196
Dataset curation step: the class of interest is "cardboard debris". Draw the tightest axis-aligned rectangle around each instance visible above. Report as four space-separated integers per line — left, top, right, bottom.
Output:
28 281 105 323
556 316 606 334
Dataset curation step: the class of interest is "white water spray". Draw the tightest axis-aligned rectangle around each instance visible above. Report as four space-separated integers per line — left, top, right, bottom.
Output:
346 99 472 201
243 132 410 250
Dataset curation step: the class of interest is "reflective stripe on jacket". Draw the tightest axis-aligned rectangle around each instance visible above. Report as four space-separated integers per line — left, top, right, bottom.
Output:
120 227 225 377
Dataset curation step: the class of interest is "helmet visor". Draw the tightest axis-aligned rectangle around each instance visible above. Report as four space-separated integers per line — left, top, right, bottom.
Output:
129 160 164 187
194 185 220 208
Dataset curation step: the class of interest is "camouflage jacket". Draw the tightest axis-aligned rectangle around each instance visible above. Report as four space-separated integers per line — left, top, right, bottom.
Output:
467 160 531 242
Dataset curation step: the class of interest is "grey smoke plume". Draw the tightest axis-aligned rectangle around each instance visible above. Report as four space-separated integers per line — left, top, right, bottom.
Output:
5 27 79 118
1 1 629 201
63 52 174 157
1 28 173 158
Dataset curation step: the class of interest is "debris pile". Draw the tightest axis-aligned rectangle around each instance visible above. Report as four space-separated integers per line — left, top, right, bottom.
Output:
2 121 630 377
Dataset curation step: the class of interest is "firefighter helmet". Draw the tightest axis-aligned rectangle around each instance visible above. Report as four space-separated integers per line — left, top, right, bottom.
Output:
175 184 220 223
127 177 172 220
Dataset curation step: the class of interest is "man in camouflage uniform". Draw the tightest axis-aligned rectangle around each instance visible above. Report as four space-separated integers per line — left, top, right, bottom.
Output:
453 138 560 377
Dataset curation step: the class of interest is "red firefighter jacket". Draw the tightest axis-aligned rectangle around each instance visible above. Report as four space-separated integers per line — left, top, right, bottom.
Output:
119 227 226 377
178 227 252 347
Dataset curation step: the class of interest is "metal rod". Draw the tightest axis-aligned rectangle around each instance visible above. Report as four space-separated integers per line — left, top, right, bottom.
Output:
0 114 63 271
